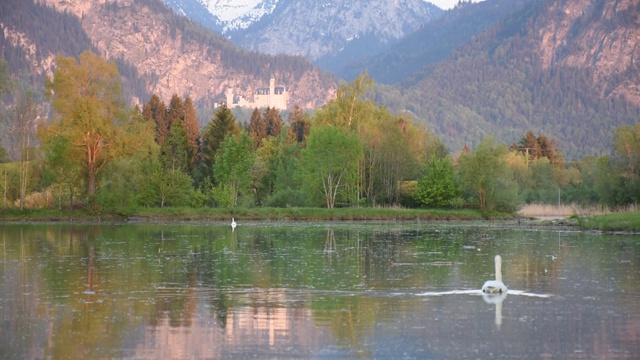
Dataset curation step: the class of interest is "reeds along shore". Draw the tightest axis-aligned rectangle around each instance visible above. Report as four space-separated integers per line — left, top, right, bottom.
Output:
519 203 635 218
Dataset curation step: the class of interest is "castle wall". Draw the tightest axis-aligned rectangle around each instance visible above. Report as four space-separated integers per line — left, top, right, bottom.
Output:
226 78 288 110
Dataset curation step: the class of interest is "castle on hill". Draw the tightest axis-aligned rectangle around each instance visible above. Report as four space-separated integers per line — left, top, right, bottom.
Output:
225 77 288 110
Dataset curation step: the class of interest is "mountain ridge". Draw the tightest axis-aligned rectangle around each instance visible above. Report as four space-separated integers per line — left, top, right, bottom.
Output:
2 0 639 160
163 0 443 72
377 0 640 159
27 0 337 109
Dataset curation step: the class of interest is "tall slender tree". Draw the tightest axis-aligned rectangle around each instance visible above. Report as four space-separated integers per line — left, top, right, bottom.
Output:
264 107 282 137
248 107 266 148
196 105 240 184
142 94 168 145
5 88 42 209
166 94 184 128
287 104 310 144
183 96 200 151
160 120 192 173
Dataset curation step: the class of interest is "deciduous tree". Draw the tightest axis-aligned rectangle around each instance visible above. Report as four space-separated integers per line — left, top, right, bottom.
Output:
42 51 155 200
458 137 521 212
213 133 254 207
299 125 362 209
5 89 43 209
413 156 459 207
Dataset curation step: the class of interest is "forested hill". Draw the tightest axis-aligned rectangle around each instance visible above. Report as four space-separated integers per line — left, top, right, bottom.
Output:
338 0 529 83
0 0 150 102
377 0 640 160
1 0 337 108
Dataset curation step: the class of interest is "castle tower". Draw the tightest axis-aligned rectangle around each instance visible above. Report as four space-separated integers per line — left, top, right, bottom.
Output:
269 77 275 108
225 88 234 107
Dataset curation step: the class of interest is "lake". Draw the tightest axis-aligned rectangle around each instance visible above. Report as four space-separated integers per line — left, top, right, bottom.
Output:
1 221 639 359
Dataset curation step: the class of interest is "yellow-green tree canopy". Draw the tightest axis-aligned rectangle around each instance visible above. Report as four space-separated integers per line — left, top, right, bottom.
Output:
41 51 156 199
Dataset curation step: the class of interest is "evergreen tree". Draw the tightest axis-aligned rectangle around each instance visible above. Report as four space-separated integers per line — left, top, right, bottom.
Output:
183 96 200 152
160 120 193 174
264 107 282 137
248 107 266 148
142 94 168 145
195 105 240 184
511 131 564 168
166 94 184 129
287 104 310 144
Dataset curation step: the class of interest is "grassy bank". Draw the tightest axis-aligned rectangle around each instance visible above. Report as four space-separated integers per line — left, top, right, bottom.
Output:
0 207 498 223
573 211 640 232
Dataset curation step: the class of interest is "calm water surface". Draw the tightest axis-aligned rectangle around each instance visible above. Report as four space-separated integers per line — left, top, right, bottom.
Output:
1 221 639 359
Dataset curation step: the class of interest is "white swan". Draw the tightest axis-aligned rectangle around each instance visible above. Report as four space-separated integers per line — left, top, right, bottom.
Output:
231 218 237 230
482 255 507 294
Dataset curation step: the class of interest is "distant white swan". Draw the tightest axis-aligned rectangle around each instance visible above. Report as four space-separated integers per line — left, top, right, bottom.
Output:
231 218 237 230
482 255 508 294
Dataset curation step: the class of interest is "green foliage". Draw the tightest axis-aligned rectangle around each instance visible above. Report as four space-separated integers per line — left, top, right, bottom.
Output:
0 163 20 208
613 123 640 180
248 107 266 148
458 138 521 212
42 51 154 200
142 94 169 145
94 158 140 216
160 120 193 173
41 133 84 208
413 156 459 208
575 211 640 232
371 1 640 160
299 125 362 208
287 105 311 144
0 146 9 163
194 105 240 187
592 156 634 210
135 157 194 208
522 158 557 203
267 142 306 207
213 132 255 207
264 107 283 138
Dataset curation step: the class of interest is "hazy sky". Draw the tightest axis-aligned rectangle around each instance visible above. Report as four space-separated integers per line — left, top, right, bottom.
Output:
428 0 484 10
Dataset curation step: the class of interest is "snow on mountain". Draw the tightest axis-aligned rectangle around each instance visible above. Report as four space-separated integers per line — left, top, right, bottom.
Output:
201 0 279 31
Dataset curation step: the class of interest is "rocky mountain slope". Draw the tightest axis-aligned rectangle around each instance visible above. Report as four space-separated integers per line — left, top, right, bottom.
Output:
532 0 640 106
163 0 442 73
3 0 336 109
2 0 638 159
339 0 529 83
379 0 640 159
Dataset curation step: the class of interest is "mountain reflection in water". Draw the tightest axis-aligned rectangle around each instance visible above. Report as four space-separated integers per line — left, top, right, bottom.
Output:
0 222 638 359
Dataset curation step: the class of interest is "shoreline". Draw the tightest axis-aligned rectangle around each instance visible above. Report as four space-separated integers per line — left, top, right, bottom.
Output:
1 207 637 232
